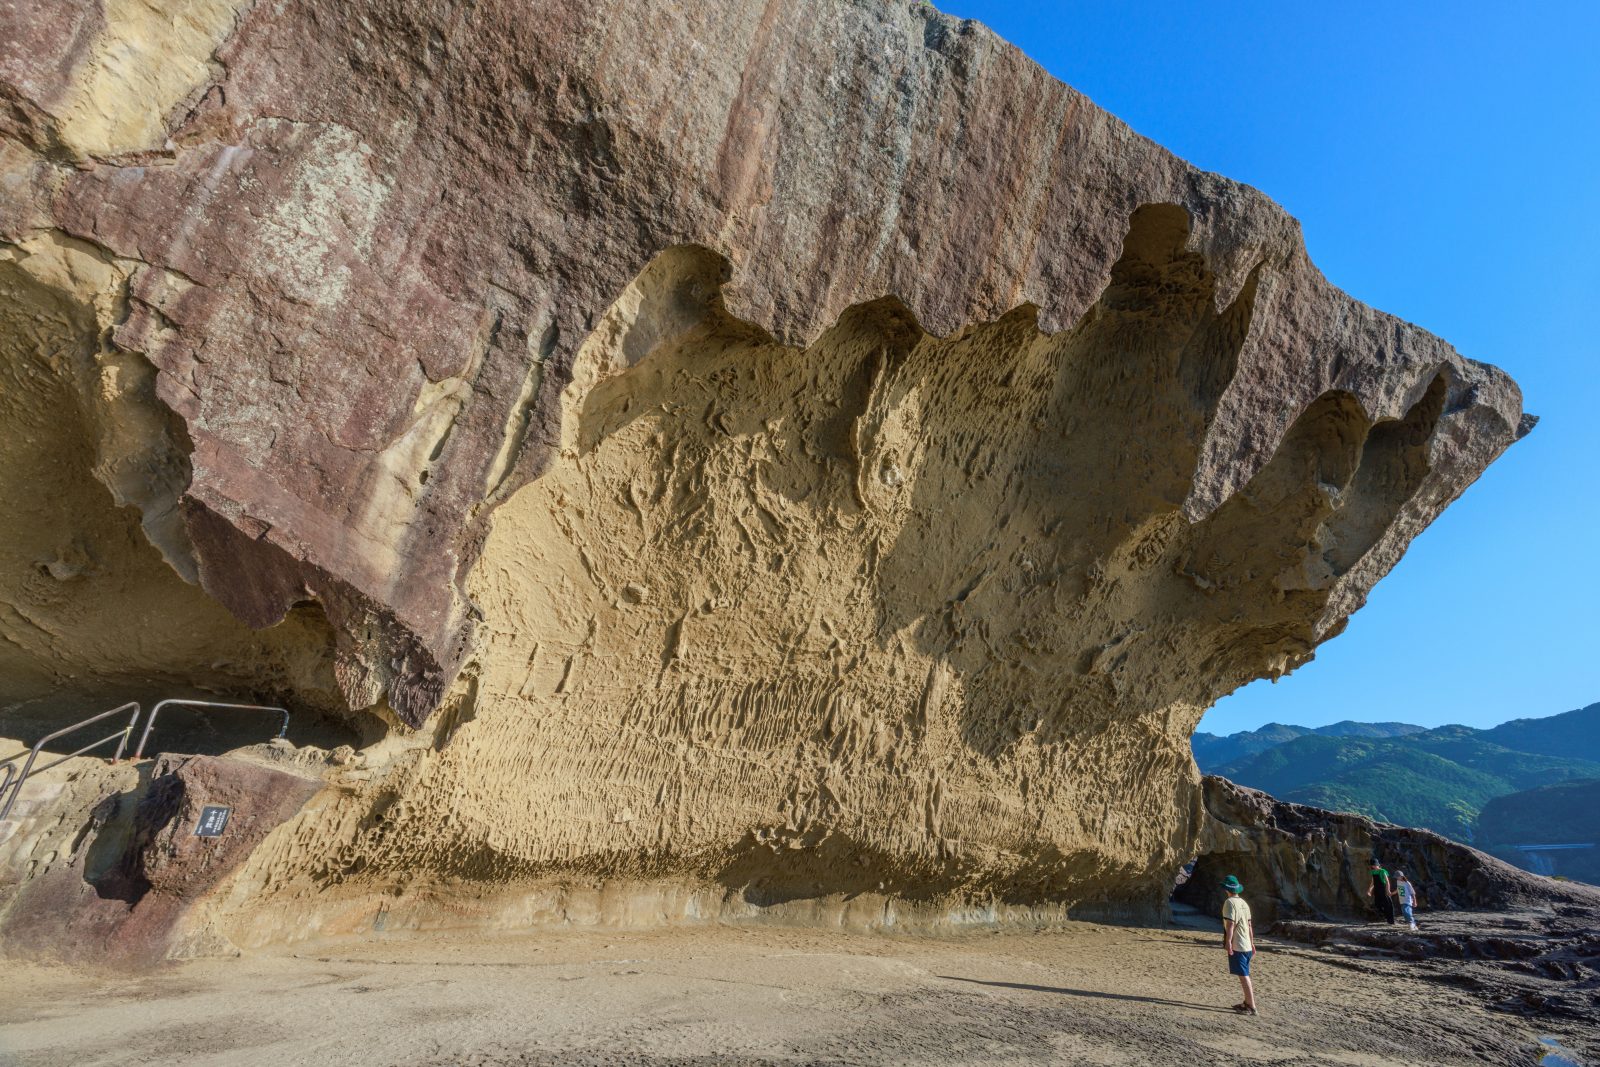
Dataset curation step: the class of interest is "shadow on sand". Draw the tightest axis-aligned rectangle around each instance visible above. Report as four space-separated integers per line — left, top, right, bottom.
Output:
1133 937 1219 949
938 975 1238 1014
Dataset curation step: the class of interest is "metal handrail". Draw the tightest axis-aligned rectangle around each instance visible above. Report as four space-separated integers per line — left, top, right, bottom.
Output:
0 702 142 822
131 699 290 761
0 751 25 807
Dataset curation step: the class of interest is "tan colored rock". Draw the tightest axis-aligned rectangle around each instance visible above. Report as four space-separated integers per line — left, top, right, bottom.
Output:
0 0 1529 933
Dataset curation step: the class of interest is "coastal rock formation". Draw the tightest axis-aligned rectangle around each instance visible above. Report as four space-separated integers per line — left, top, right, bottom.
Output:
0 751 321 963
1 0 1528 933
1178 776 1600 923
1183 779 1600 1054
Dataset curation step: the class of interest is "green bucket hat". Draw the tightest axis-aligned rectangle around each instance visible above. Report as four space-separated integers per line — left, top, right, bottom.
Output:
1221 875 1244 893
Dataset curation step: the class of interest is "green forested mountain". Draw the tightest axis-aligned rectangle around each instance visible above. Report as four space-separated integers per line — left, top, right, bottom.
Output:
1476 778 1600 883
1479 703 1600 763
1191 719 1425 771
1201 702 1600 844
1477 778 1600 845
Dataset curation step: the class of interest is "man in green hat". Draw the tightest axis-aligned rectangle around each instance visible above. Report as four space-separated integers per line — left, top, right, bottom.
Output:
1221 874 1258 1015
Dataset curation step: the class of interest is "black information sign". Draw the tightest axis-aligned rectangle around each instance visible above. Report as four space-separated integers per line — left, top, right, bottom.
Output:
194 805 233 838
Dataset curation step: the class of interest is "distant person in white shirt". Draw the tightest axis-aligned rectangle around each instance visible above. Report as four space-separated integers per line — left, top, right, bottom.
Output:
1394 870 1421 930
1220 874 1258 1015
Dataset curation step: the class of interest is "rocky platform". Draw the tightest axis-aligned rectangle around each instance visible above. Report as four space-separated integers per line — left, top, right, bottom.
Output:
1273 911 1600 1064
1 0 1528 932
1181 776 1600 1062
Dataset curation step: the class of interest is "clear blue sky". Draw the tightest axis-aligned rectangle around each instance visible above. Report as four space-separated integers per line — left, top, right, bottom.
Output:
941 0 1600 734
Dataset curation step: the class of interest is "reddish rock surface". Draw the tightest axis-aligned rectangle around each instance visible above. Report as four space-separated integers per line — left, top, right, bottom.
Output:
0 0 1529 725
0 754 321 964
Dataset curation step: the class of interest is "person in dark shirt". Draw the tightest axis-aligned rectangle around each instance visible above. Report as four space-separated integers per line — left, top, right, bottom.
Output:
1366 857 1396 924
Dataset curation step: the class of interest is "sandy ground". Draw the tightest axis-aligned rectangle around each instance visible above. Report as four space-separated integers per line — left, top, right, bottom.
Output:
0 919 1571 1066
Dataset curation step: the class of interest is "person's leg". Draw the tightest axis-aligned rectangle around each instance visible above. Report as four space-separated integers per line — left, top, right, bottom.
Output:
1230 952 1257 1013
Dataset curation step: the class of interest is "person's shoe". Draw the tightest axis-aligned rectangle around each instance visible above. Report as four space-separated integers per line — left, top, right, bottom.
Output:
1233 1004 1258 1016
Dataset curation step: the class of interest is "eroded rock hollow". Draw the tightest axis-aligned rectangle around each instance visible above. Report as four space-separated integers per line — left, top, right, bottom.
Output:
1 0 1527 940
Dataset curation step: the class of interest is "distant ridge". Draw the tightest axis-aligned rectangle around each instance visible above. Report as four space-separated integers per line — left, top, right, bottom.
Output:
1192 719 1425 770
1195 702 1600 852
1480 702 1600 764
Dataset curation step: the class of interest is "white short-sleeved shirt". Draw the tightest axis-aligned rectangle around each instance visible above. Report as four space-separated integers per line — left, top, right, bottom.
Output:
1222 896 1254 952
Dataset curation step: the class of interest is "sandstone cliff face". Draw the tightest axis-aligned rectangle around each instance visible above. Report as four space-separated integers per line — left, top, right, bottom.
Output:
0 0 1528 933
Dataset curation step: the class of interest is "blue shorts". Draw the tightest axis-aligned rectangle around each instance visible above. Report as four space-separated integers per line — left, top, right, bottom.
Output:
1402 903 1414 923
1228 950 1253 977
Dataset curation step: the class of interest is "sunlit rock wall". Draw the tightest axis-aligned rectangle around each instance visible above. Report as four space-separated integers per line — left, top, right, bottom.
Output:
0 0 1527 933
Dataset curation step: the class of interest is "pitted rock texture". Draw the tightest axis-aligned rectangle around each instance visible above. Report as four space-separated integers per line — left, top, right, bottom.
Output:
1178 776 1600 924
1 0 1528 925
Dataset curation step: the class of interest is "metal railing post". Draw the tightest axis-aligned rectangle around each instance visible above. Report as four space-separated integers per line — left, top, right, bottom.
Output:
0 753 24 826
110 701 142 763
131 699 291 762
